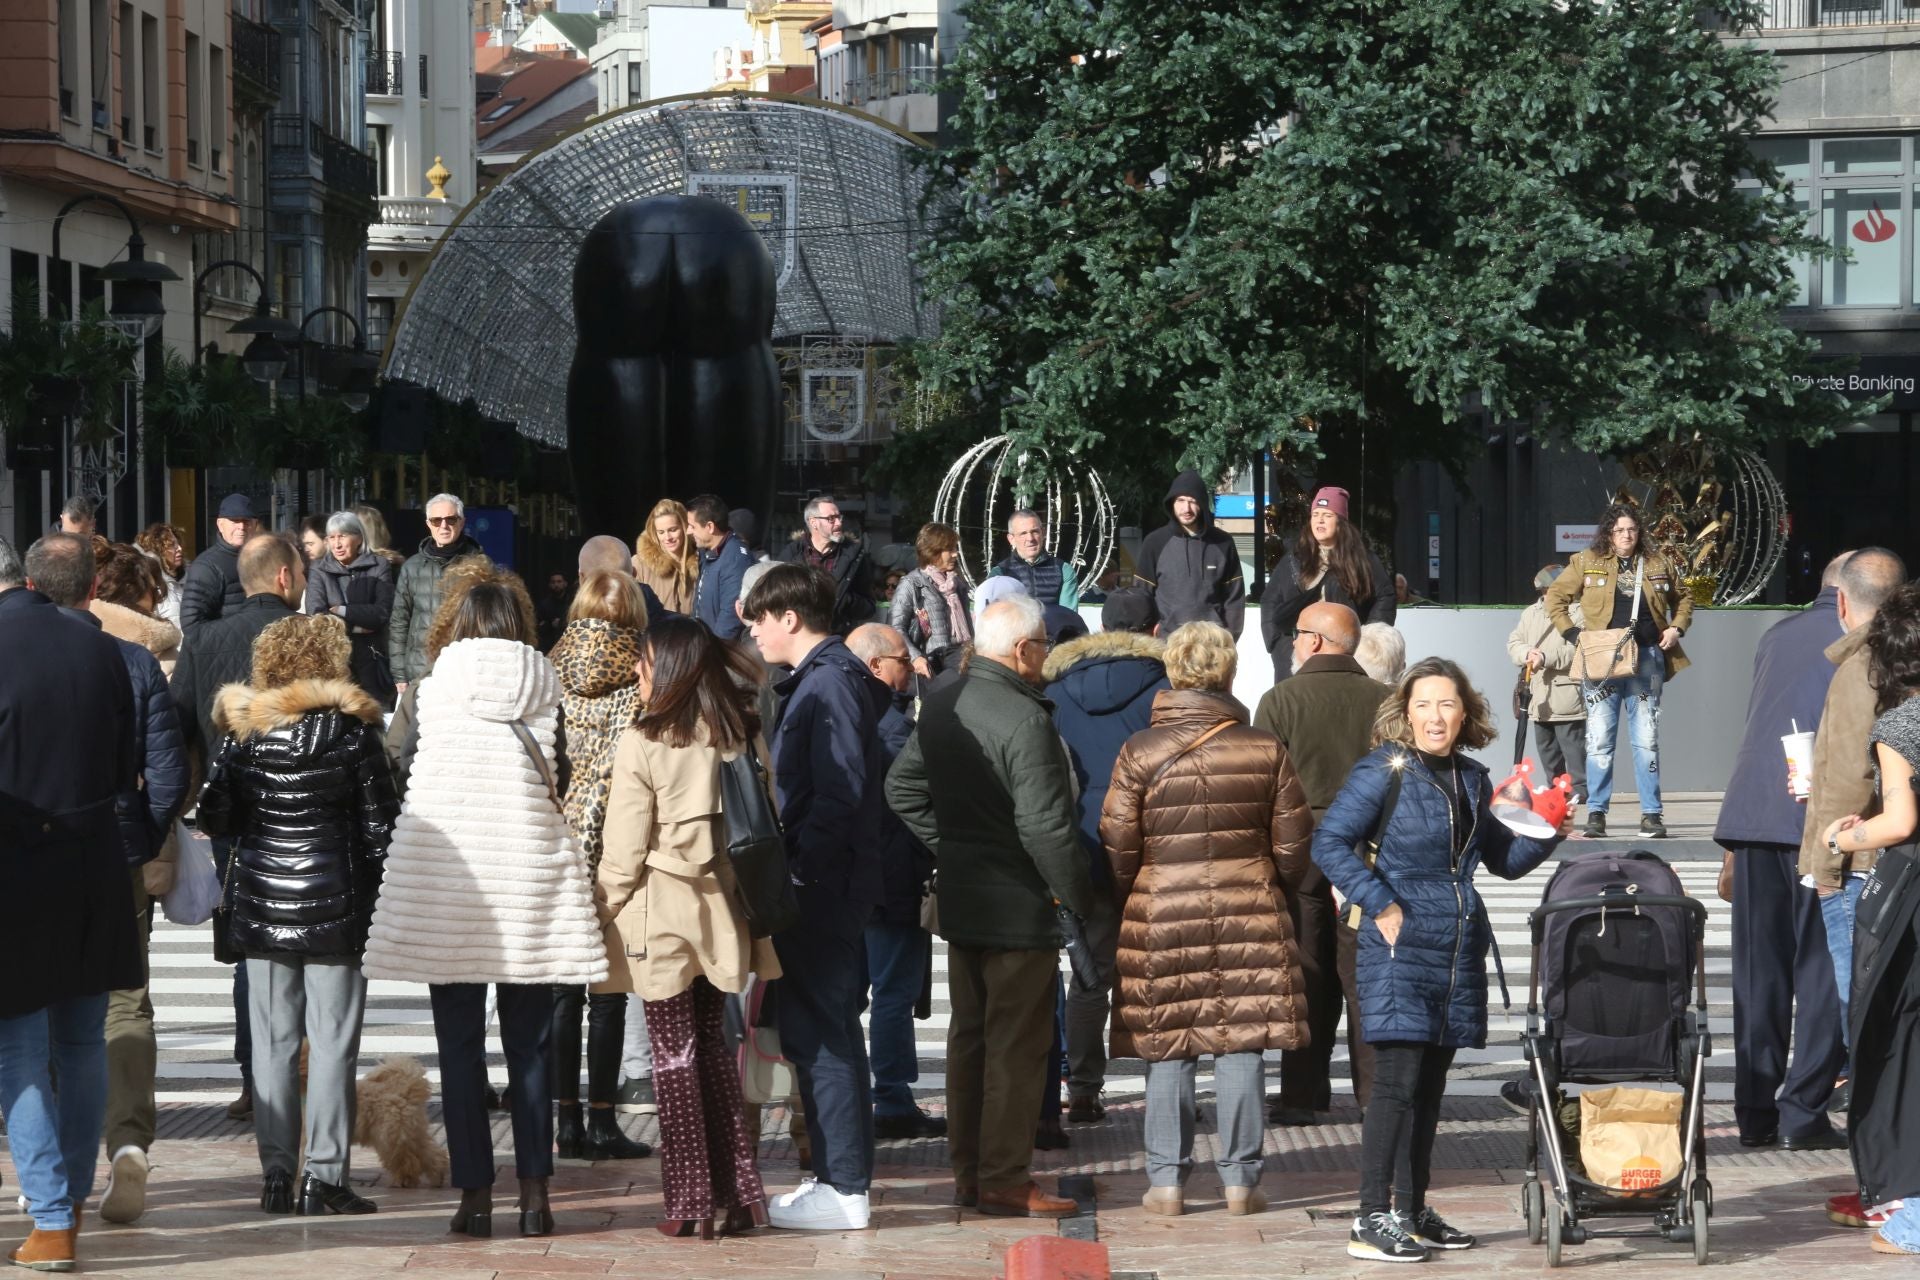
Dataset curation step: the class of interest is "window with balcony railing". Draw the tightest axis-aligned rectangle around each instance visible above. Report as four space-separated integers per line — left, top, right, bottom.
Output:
1725 0 1920 26
418 54 429 99
365 50 403 96
232 13 281 96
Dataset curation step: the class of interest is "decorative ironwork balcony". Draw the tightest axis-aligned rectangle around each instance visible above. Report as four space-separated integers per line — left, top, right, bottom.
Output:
366 50 403 97
232 13 282 98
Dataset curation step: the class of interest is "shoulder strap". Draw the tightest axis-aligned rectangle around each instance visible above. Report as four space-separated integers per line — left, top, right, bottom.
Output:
1146 719 1236 799
1629 556 1645 625
1367 757 1405 853
509 719 560 808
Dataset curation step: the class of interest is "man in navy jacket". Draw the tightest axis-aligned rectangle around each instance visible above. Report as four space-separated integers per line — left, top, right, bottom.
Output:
33 539 188 1224
689 494 751 641
0 535 140 1270
745 564 889 1231
1713 553 1851 1149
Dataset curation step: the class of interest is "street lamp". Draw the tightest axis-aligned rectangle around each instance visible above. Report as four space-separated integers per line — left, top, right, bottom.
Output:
297 306 378 412
49 194 181 339
193 259 299 384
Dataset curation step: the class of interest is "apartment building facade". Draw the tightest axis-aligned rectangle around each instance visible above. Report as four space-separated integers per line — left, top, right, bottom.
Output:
0 0 240 541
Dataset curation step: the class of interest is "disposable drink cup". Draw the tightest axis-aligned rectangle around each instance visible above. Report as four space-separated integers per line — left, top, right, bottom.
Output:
1783 730 1815 798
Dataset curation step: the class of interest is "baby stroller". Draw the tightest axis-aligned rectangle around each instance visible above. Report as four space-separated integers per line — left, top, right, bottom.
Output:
1518 850 1712 1266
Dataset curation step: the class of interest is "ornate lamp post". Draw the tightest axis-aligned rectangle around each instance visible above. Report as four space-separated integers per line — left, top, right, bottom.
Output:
192 259 299 383
48 194 183 526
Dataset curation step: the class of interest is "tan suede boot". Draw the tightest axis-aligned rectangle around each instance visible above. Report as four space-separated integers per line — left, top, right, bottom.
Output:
8 1227 76 1272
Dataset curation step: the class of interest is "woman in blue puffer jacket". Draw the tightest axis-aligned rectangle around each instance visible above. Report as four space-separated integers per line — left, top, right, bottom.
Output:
1312 656 1568 1264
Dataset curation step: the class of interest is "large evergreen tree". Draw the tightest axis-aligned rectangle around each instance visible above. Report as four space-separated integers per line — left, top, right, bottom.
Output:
910 0 1866 490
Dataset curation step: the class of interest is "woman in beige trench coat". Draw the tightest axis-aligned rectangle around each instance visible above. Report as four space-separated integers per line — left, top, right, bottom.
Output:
595 614 779 1240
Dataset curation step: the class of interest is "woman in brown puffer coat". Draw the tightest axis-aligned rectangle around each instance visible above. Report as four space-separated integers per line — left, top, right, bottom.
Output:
1101 620 1313 1218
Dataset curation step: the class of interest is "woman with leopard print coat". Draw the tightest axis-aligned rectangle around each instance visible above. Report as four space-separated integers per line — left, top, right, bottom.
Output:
547 570 653 1161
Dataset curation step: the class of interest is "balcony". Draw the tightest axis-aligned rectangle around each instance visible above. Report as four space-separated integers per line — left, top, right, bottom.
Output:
844 64 938 107
375 196 457 229
320 129 376 201
232 13 282 99
1724 0 1920 26
366 49 403 97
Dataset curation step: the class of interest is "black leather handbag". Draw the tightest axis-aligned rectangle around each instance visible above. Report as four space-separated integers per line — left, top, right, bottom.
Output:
720 745 800 938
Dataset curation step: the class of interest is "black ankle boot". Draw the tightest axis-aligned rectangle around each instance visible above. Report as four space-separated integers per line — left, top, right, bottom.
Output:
584 1106 654 1160
449 1186 491 1237
518 1176 554 1237
296 1172 377 1215
260 1169 294 1215
555 1102 585 1159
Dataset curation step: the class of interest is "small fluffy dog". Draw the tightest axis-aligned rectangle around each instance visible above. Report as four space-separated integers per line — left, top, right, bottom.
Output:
299 1045 449 1188
353 1056 449 1188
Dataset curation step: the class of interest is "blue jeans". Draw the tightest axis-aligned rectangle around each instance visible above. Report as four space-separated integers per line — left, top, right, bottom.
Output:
1882 1202 1920 1252
1583 643 1664 816
865 922 926 1118
1820 875 1867 1051
0 994 111 1231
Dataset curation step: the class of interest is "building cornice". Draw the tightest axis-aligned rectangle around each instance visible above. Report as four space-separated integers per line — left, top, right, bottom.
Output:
0 137 239 232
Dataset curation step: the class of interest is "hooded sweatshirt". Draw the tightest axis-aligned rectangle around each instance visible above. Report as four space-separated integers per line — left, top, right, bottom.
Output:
1136 470 1245 638
1044 630 1171 883
362 637 609 986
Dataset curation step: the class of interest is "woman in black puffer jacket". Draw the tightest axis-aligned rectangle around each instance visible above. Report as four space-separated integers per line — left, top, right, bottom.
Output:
200 613 399 1218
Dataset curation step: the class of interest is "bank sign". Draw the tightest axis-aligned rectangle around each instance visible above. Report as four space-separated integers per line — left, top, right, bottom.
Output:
1791 353 1920 411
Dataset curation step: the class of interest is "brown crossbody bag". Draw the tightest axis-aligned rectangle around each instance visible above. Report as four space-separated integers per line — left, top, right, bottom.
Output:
1574 557 1644 683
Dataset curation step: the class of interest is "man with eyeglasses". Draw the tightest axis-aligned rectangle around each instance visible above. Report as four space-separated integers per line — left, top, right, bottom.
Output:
847 623 946 1142
388 493 486 692
888 595 1094 1219
775 495 877 634
1253 601 1390 1124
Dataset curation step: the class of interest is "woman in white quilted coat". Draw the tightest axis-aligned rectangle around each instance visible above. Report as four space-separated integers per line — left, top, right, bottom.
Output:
362 571 606 1240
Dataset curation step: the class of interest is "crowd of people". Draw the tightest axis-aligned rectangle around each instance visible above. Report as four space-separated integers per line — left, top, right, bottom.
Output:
11 478 1920 1272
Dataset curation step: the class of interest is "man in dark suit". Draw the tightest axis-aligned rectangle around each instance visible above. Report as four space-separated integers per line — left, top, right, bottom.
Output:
0 534 140 1271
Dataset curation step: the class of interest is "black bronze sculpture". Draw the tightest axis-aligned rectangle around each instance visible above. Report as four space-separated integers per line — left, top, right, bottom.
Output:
566 196 780 540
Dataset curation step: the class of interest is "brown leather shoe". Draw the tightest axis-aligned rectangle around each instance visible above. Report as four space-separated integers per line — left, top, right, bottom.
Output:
977 1182 1075 1218
8 1227 76 1272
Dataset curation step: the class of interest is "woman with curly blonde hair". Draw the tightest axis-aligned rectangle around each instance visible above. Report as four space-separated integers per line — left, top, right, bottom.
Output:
198 614 399 1217
1311 656 1567 1263
632 499 700 616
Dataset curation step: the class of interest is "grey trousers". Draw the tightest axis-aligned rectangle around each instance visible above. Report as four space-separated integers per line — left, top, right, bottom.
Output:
620 994 653 1081
1144 1052 1265 1189
1535 719 1588 801
247 955 367 1185
1063 892 1121 1097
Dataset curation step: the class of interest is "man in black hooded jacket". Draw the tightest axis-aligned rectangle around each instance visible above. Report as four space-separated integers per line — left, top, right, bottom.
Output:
1135 470 1244 638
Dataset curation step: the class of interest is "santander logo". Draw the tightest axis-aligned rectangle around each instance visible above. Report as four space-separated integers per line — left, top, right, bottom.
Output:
1854 201 1896 244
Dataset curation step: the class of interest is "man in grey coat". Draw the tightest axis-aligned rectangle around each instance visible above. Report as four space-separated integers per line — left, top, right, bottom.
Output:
888 595 1093 1220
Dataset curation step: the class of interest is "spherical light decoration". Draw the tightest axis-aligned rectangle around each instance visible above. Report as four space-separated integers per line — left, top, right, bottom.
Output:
1624 442 1788 606
933 436 1117 590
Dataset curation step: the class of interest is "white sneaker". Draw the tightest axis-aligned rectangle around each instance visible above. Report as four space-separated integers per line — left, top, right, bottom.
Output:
766 1180 871 1231
100 1146 150 1224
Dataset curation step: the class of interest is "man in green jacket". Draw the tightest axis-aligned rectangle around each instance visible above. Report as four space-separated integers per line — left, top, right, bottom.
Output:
887 595 1093 1220
387 493 486 690
1252 601 1390 1123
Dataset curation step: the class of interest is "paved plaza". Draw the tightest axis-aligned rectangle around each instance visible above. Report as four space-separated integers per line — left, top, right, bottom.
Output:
8 799 1885 1277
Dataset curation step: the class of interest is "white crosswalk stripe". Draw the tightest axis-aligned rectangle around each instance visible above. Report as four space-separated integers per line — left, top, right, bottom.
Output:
148 861 1735 1104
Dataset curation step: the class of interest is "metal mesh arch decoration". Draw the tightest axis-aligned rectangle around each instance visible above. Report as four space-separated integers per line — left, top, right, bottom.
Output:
1620 442 1789 606
933 436 1118 590
383 94 937 446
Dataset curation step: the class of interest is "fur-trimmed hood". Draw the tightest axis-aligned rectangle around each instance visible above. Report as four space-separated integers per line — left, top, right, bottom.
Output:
90 598 181 659
212 677 384 750
632 535 698 587
1042 629 1164 683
